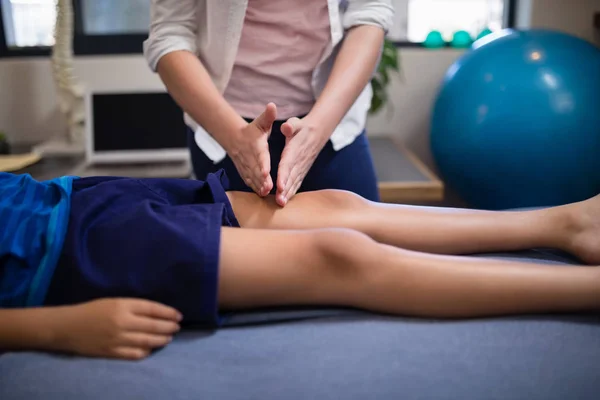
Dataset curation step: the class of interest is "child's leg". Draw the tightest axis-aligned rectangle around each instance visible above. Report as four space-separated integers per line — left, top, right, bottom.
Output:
227 190 600 263
218 227 600 317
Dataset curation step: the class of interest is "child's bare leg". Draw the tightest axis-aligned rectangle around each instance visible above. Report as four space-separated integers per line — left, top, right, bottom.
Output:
227 191 600 263
218 227 600 317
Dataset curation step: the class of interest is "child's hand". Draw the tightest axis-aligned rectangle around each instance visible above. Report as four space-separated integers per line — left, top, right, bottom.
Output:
53 298 182 360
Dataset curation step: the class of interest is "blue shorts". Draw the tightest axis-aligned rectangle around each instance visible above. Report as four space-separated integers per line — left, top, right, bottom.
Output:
188 121 381 201
44 170 239 327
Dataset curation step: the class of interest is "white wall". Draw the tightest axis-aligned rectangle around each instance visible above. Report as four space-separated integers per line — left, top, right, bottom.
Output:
530 0 599 46
366 49 463 169
0 55 164 144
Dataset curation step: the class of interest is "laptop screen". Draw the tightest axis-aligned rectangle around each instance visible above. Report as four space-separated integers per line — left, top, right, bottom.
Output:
92 92 188 152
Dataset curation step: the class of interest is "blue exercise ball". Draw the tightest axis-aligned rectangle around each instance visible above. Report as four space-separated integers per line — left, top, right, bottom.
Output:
431 29 600 210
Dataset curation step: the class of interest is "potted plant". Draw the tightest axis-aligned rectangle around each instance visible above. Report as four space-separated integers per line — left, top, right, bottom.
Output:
0 131 10 155
369 38 401 115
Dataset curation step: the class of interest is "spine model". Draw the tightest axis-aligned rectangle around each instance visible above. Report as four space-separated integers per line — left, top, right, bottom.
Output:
51 0 85 145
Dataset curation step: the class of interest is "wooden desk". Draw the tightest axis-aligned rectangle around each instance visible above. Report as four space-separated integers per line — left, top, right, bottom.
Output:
369 136 444 204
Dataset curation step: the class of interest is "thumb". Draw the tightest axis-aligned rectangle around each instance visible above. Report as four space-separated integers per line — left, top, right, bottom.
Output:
253 103 277 133
281 117 302 138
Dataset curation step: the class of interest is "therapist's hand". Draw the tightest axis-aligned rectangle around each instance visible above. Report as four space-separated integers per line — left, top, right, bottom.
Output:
230 103 277 197
277 116 329 206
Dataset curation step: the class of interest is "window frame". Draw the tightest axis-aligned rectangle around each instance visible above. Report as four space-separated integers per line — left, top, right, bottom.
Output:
0 0 519 58
391 0 518 47
72 0 147 56
0 0 147 58
0 0 53 57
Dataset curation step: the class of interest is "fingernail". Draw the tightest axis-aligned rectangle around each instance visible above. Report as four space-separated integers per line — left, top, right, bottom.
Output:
177 313 183 321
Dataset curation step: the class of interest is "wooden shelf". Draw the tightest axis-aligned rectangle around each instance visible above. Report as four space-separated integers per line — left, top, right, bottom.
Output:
16 136 445 204
369 136 444 204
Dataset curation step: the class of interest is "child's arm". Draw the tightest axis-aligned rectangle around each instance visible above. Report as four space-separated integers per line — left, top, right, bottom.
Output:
0 306 65 352
0 299 183 360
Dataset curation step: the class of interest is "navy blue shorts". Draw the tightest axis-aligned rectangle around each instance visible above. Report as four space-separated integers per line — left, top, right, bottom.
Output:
45 170 239 327
189 121 381 201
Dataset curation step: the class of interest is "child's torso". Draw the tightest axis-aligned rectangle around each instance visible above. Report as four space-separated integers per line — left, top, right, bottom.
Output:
0 173 74 307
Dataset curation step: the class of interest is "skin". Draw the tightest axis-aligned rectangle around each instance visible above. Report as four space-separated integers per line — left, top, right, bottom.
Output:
157 25 384 206
218 192 600 316
226 190 581 259
218 228 600 318
0 299 182 360
2 189 600 360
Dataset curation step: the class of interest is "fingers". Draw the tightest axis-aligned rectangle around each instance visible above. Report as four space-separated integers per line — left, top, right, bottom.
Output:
127 314 181 335
282 177 303 206
281 117 302 138
255 175 273 197
264 175 274 196
276 164 290 203
240 165 263 195
276 193 287 207
257 145 272 196
233 125 271 196
276 140 293 205
240 145 270 196
112 346 151 361
277 139 306 206
276 164 295 207
130 299 183 322
254 103 277 133
277 166 302 207
122 332 173 349
243 177 258 194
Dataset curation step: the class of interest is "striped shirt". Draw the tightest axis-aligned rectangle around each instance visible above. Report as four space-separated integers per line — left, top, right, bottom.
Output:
0 173 75 307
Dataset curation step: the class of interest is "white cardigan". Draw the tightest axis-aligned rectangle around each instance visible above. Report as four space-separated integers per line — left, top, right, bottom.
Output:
144 0 394 162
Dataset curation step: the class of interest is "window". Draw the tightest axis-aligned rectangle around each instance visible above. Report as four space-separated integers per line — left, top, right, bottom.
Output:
388 0 516 44
0 0 149 57
72 0 149 55
81 0 149 35
0 0 517 57
0 0 56 54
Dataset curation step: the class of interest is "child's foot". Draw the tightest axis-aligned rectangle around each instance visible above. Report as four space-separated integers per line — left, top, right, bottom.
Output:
568 194 600 265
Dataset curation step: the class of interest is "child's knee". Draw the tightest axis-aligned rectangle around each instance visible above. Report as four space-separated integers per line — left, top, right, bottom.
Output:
312 228 377 278
312 189 368 210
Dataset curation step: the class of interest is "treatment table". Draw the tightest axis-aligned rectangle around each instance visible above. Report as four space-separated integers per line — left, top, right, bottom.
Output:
1 249 599 400
1 139 599 399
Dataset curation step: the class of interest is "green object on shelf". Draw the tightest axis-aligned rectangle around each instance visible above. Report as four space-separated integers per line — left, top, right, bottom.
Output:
369 38 401 114
476 28 493 40
451 30 473 48
423 30 445 49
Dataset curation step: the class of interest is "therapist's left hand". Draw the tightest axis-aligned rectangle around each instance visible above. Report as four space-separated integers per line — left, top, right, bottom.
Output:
276 116 328 207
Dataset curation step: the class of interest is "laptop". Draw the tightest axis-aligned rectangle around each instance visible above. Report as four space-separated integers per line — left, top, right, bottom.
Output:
78 89 192 178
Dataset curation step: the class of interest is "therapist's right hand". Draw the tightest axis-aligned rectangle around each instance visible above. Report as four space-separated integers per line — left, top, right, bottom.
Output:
229 103 277 197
